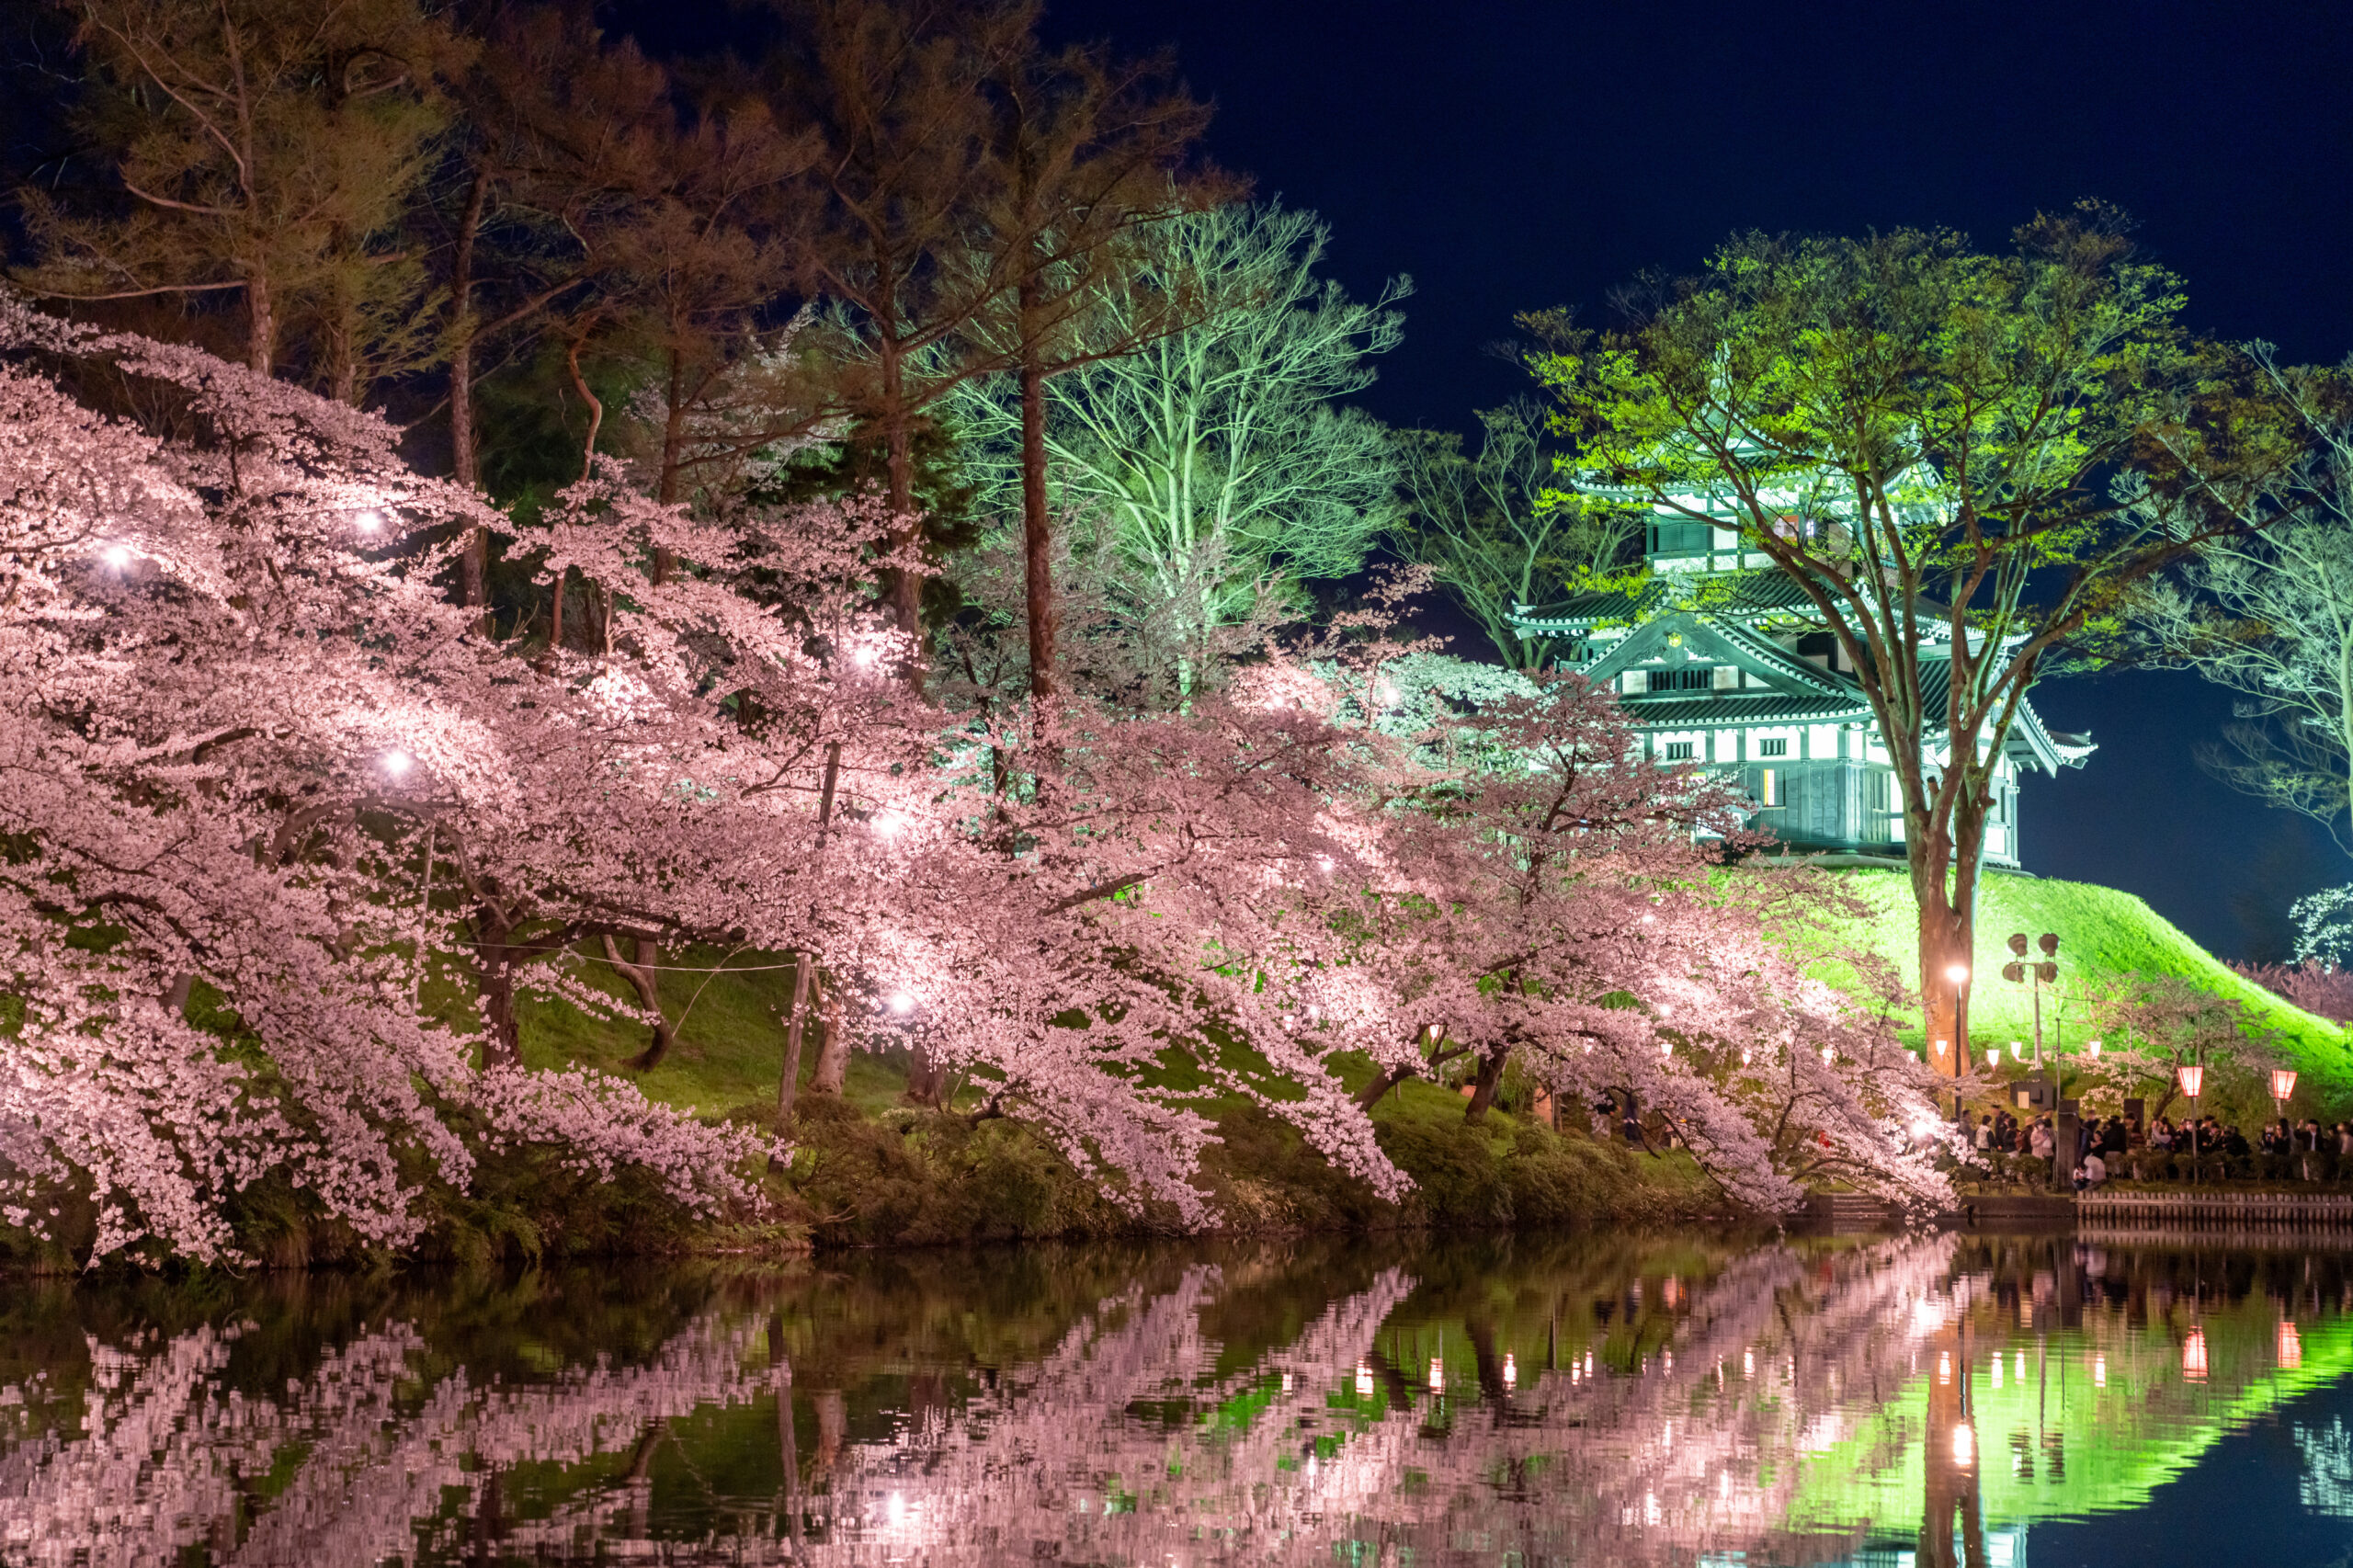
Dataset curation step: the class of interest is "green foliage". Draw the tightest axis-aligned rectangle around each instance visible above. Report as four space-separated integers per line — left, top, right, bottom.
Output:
1391 401 1641 670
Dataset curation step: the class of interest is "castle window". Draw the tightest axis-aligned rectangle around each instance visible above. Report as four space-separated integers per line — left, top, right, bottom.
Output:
1648 519 1715 557
1757 737 1788 757
1665 665 1715 690
1758 768 1779 806
1665 741 1694 761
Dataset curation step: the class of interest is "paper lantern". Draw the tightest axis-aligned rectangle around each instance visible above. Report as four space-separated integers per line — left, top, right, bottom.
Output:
2273 1068 2300 1101
2178 1062 2205 1097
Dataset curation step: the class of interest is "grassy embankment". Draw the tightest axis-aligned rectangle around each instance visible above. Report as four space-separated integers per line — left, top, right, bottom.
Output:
513 869 2349 1254
25 869 2295 1269
1816 867 2353 1103
517 949 1719 1254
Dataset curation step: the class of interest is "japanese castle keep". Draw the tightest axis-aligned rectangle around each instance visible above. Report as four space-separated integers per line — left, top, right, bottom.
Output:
1508 518 2093 868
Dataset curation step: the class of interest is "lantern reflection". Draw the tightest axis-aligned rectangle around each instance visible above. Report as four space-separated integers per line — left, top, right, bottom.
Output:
2183 1327 2210 1381
2281 1321 2303 1369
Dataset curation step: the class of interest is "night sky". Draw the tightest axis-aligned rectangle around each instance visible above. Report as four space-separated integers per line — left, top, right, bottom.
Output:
617 2 2353 955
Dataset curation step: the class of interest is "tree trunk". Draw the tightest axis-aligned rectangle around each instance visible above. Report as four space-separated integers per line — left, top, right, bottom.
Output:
606 936 676 1070
772 1315 801 1548
568 330 604 480
1017 278 1056 701
810 976 850 1096
878 341 926 689
1913 804 1977 1094
1463 1044 1508 1123
778 743 841 1120
451 169 491 626
1918 1321 1988 1568
813 1389 846 1475
775 952 814 1124
244 256 275 378
548 567 565 653
1355 1062 1415 1112
472 909 526 1069
653 350 683 584
904 1039 947 1108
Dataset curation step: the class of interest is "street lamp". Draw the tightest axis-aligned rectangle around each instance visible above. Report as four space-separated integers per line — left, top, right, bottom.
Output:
2003 932 2060 1062
2179 1061 2205 1166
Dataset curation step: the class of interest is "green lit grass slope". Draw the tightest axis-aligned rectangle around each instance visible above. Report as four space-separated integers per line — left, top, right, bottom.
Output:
1817 868 2353 1097
508 941 1718 1242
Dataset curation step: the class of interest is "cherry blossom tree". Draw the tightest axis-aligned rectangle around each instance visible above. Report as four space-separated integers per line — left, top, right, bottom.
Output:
1235 660 1951 1213
0 296 768 1263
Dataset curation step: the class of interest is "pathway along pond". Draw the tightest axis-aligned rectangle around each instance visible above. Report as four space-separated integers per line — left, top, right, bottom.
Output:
8 1230 2353 1566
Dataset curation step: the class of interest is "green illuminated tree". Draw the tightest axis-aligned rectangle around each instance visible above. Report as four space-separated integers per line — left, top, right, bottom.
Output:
2127 348 2353 854
1523 209 2290 1070
1392 400 1637 671
952 202 1404 694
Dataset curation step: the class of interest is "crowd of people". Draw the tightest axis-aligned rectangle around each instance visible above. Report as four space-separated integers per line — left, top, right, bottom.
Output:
1963 1108 2353 1189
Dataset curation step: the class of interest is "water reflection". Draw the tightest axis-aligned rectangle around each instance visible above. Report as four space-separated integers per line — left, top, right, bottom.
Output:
5 1231 2351 1564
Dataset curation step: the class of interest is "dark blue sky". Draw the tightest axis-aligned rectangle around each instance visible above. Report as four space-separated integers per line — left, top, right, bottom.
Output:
620 0 2353 958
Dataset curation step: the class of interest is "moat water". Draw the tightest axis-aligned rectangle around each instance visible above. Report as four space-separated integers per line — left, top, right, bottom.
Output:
6 1227 2353 1566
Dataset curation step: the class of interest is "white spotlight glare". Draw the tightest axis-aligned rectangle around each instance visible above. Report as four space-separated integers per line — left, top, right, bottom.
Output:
887 991 915 1016
355 509 383 533
102 543 131 570
382 749 414 777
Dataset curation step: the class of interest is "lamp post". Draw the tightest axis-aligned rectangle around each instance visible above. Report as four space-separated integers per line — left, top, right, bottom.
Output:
2179 1059 2206 1175
2005 932 2071 1182
2274 1067 2302 1176
2003 932 2060 1066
